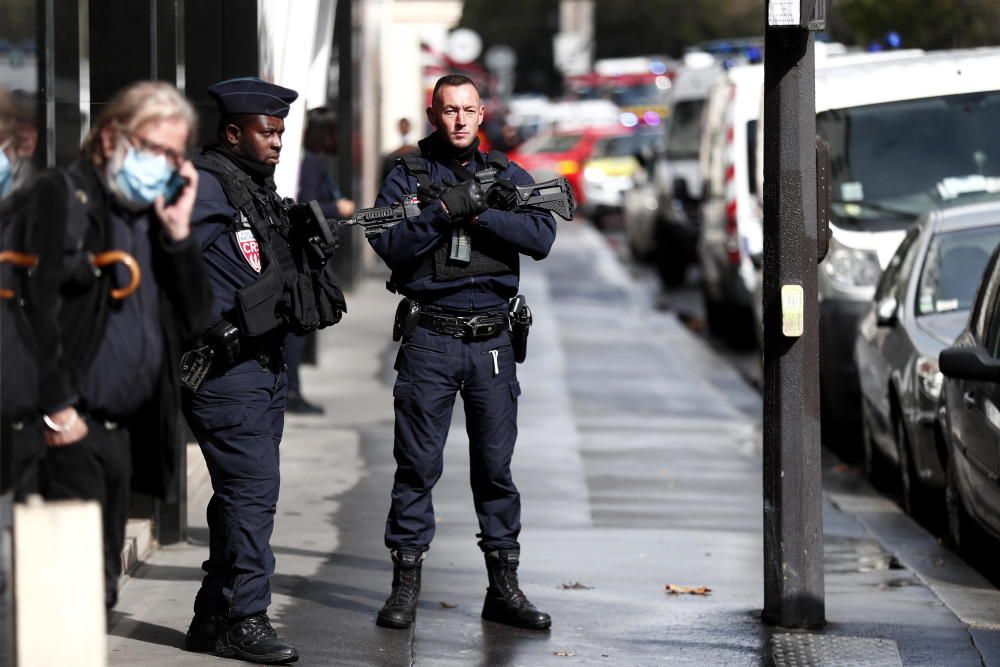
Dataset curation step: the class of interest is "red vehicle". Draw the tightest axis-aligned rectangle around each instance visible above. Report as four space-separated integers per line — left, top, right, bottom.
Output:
508 125 629 209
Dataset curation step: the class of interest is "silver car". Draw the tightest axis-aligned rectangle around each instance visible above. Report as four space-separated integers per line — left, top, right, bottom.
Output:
855 201 1000 520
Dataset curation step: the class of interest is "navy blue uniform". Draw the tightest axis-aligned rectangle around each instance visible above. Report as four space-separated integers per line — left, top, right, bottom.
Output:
184 168 288 620
371 148 556 553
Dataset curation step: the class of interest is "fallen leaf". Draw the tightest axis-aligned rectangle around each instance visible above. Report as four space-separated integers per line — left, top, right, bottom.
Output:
554 652 576 657
665 584 712 596
559 582 594 590
439 601 457 609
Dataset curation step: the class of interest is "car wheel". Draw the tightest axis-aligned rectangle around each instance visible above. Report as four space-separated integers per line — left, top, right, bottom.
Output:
894 416 929 521
861 402 890 485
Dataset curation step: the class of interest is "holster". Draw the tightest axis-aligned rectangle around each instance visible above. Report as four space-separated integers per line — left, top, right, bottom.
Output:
392 297 421 342
509 295 531 364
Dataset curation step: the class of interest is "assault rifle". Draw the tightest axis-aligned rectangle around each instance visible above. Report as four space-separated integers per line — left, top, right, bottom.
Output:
289 176 576 260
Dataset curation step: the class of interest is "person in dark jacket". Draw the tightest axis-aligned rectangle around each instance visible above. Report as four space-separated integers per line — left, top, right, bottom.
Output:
370 74 556 631
20 80 212 612
286 106 355 415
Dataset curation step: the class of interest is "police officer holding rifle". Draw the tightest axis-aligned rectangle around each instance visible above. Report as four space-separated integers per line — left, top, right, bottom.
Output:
366 73 565 631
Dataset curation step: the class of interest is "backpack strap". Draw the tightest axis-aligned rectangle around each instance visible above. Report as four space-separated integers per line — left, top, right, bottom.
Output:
398 154 434 189
485 150 509 171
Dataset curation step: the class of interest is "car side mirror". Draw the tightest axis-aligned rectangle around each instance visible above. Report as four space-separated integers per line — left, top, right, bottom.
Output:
939 345 1000 382
875 297 898 327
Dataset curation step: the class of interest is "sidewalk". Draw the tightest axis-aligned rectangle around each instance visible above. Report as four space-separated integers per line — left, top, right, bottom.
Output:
109 223 998 665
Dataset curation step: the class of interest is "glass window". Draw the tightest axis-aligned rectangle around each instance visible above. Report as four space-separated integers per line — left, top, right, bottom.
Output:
520 133 582 155
665 99 704 160
746 119 758 195
874 226 920 302
818 92 1000 228
916 226 1000 316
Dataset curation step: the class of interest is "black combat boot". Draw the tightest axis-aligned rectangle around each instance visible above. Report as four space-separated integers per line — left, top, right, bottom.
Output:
185 613 223 652
214 612 299 664
481 550 551 630
376 550 423 629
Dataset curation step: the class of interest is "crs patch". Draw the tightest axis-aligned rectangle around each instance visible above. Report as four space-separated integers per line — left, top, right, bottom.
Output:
235 229 262 273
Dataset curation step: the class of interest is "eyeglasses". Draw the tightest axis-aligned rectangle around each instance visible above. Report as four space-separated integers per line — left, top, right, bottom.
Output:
128 133 185 169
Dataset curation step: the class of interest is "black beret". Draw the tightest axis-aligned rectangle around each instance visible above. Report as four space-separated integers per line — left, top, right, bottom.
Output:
207 77 299 119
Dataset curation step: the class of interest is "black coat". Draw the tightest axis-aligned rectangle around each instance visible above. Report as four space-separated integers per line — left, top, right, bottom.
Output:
23 158 214 499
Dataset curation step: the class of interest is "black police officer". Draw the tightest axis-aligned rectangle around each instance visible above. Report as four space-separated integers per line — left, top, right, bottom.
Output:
370 74 556 631
182 77 344 664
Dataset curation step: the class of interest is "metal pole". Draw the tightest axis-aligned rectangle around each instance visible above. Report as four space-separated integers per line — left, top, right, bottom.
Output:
761 5 825 629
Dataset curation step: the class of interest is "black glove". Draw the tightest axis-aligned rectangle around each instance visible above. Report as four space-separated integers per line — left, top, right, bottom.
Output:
204 319 241 367
440 180 487 220
313 261 347 328
486 179 521 212
417 181 446 206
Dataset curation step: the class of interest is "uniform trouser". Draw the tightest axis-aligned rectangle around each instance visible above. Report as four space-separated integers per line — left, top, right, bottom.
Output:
386 326 522 553
183 358 287 619
41 419 131 609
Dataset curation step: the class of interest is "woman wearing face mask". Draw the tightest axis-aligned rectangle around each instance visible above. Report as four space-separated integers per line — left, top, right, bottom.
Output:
17 80 213 612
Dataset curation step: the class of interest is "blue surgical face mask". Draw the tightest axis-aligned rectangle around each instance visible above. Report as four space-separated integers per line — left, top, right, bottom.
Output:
0 143 13 199
113 143 182 207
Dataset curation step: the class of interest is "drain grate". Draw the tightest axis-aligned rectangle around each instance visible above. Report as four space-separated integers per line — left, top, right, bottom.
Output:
769 633 903 667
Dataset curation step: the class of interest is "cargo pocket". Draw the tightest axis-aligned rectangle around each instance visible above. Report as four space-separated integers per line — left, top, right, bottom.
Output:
187 402 248 433
393 381 415 407
508 381 521 401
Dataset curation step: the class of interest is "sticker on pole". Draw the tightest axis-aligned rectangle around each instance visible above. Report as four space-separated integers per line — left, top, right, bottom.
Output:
235 229 262 273
768 0 801 27
781 284 804 337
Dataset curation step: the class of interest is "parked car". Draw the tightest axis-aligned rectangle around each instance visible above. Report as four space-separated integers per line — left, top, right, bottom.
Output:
581 127 662 228
939 241 1000 552
623 53 722 284
696 63 763 346
793 48 1000 454
855 202 1000 519
509 125 628 213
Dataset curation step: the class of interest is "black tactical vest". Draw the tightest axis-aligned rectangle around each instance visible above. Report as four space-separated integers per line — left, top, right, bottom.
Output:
192 148 304 336
393 151 520 288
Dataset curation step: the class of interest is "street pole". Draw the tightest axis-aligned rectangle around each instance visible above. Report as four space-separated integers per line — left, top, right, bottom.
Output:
761 0 827 629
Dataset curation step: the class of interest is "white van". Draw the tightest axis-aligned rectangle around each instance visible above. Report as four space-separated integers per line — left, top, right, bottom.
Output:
696 63 763 344
786 48 1000 433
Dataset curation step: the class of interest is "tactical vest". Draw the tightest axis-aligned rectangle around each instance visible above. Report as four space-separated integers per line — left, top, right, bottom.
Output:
393 151 519 289
192 148 309 336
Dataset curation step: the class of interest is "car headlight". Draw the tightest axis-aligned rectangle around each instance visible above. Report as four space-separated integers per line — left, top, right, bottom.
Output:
583 166 607 183
916 356 944 400
822 237 881 290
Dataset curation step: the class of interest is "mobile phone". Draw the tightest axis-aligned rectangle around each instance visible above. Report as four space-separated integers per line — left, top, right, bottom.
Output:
164 172 190 205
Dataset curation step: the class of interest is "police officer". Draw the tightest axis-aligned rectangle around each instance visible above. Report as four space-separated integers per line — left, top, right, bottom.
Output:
370 74 556 631
182 77 344 664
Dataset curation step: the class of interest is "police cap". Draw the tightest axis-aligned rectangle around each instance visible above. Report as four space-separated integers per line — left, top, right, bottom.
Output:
207 77 299 119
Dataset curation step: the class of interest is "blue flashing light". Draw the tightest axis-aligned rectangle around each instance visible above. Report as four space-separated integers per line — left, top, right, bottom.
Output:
642 111 661 126
649 60 667 75
746 47 763 64
886 31 902 48
867 41 884 52
620 112 639 128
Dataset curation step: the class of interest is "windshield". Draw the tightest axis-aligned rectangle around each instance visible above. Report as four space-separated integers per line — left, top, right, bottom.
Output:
592 130 661 158
916 226 1000 316
665 99 704 160
610 84 665 107
818 91 1000 229
521 133 582 155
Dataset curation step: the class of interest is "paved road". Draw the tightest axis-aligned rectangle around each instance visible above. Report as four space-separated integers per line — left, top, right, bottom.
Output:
108 223 997 665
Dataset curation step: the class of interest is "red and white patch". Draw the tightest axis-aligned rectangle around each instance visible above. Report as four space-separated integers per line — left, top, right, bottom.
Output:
235 229 261 273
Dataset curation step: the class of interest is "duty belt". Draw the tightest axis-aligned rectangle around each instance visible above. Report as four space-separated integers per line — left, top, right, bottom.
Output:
417 311 507 340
